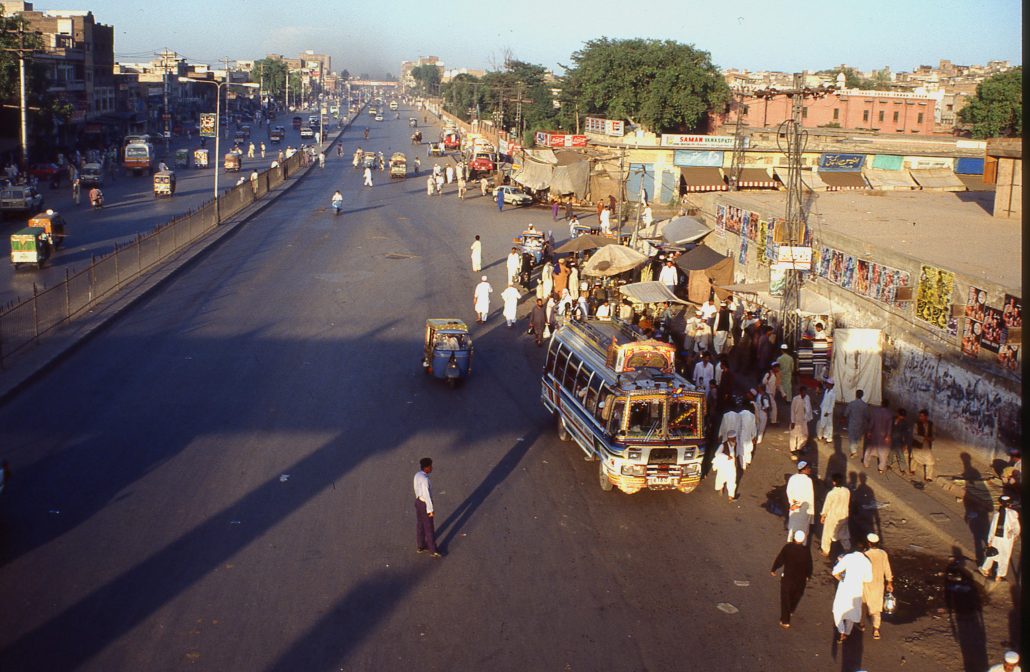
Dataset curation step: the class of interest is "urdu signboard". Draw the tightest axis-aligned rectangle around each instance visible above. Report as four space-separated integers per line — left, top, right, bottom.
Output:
199 113 216 138
818 153 865 171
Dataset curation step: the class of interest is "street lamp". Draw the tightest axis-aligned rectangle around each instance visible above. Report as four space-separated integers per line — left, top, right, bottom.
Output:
179 77 258 223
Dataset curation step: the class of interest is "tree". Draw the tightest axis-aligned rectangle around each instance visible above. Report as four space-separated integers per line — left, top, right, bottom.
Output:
252 58 300 103
339 69 350 81
815 66 886 90
958 67 1022 138
383 72 395 81
562 38 729 134
441 73 485 122
410 64 441 95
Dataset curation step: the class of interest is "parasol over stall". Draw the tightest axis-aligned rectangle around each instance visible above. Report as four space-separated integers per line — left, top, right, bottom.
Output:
581 244 648 277
555 234 613 254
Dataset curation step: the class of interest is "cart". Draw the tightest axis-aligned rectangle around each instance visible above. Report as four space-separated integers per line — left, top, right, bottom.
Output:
175 148 190 168
193 149 209 168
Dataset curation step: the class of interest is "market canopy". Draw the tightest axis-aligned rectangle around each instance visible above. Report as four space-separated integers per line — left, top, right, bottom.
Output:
862 168 918 190
660 215 711 245
675 244 730 271
619 281 690 305
909 168 965 191
581 244 647 276
735 167 779 188
555 234 611 254
818 171 869 191
679 167 727 192
776 167 828 191
718 281 835 316
550 156 590 198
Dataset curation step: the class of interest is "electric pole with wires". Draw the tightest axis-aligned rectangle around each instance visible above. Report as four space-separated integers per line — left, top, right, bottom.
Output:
728 87 748 191
1 20 39 170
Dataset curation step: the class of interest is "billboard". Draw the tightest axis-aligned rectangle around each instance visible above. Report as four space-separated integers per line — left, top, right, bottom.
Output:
819 153 865 171
199 113 216 138
660 134 743 149
534 132 587 148
584 116 625 136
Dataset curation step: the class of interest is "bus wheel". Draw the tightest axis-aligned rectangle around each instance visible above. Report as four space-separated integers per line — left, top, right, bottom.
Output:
598 462 614 492
557 417 571 442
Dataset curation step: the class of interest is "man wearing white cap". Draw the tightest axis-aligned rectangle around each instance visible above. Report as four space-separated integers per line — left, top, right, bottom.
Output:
862 533 894 640
737 398 757 470
762 362 780 426
988 651 1021 672
684 309 703 352
816 377 837 443
789 386 813 457
501 283 520 328
473 276 493 323
713 301 733 354
710 432 738 501
980 495 1020 582
777 344 795 401
770 529 813 628
786 461 815 541
831 547 872 642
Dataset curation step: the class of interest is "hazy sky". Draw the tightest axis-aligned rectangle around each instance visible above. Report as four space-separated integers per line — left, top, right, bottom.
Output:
54 0 1022 77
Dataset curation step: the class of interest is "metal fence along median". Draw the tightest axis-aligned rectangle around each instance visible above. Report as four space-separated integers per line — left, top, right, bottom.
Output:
0 150 307 369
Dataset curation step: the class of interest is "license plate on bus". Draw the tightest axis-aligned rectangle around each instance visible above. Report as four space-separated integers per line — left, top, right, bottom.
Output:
649 476 671 486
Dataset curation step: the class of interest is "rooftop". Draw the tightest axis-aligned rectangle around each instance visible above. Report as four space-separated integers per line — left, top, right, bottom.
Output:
717 190 1021 291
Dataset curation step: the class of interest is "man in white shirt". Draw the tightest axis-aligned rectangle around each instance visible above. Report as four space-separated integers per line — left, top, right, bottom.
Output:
470 235 483 272
599 205 611 234
414 458 441 557
816 378 836 443
506 247 521 284
658 261 678 293
595 300 611 319
693 352 715 390
790 386 813 457
473 276 493 323
786 461 815 541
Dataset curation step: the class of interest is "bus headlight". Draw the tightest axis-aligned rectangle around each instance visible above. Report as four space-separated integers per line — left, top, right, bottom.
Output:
621 464 647 477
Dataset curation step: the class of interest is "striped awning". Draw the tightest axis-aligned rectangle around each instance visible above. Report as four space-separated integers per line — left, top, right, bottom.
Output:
679 166 727 192
734 167 779 188
818 171 868 191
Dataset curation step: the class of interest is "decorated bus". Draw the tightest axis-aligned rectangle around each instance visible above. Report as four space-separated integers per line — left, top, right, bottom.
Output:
541 319 707 494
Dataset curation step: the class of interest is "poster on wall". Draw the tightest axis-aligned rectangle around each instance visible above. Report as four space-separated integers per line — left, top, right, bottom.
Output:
998 344 1020 370
766 220 778 263
914 265 955 330
962 319 982 357
965 287 987 323
726 206 741 234
868 263 882 301
947 317 959 337
980 306 1005 353
741 210 750 240
855 259 871 295
749 211 761 241
841 255 856 290
829 250 844 284
757 220 769 265
1002 294 1022 329
769 266 786 296
716 205 726 232
738 237 748 265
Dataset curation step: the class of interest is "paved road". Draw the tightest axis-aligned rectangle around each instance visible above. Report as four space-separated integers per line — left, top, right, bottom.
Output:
0 107 997 672
0 109 339 307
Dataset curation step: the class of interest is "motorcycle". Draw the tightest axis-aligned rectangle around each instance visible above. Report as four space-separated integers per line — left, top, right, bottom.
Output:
89 188 104 209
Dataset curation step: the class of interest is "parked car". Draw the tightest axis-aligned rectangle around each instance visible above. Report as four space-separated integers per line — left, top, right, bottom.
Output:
493 185 533 206
28 163 60 180
79 162 103 188
270 126 286 143
0 185 44 217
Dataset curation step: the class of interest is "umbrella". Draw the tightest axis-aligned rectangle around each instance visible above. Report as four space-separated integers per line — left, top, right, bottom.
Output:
661 215 711 245
555 234 611 254
581 244 647 277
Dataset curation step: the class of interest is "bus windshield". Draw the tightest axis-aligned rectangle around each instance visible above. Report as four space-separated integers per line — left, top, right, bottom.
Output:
668 399 702 439
125 146 149 158
623 397 665 439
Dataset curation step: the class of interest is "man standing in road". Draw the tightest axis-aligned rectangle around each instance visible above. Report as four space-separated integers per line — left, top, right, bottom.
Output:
693 352 715 393
473 275 493 323
789 386 813 457
819 472 852 558
496 187 504 212
842 389 869 459
770 529 813 629
501 283 520 328
480 176 488 197
599 205 611 234
815 378 836 443
470 235 482 272
658 260 678 295
979 495 1020 583
529 298 547 346
414 458 441 558
864 400 893 474
786 461 815 541
71 176 81 205
506 247 521 285
777 344 795 405
363 165 373 187
831 547 872 642
710 431 738 501
909 409 935 481
862 533 893 640
887 407 912 473
762 361 780 425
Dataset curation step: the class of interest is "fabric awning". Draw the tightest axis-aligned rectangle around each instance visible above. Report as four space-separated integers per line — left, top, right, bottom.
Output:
775 167 828 191
957 174 993 192
909 168 966 191
675 244 730 271
720 282 833 315
735 167 778 188
582 244 648 276
550 158 590 198
679 166 727 192
511 157 553 190
719 281 770 294
661 216 710 245
818 171 868 191
619 281 689 305
862 168 918 190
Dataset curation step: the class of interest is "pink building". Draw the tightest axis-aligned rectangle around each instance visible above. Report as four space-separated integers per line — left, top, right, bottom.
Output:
726 89 937 135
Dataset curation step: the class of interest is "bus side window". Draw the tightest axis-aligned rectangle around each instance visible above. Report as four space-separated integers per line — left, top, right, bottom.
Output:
545 338 557 371
574 367 590 402
563 355 581 392
554 345 569 385
585 376 602 414
607 398 624 435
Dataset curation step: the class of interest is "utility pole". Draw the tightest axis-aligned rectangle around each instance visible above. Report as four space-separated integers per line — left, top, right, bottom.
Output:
160 49 177 152
728 87 748 191
2 21 37 170
617 145 626 239
221 57 232 139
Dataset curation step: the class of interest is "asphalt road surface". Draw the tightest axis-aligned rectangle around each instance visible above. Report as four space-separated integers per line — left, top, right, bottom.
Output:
0 108 995 672
0 109 335 307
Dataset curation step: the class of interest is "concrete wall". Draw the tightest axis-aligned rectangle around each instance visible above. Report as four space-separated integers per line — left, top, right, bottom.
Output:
686 191 1022 459
993 157 1022 219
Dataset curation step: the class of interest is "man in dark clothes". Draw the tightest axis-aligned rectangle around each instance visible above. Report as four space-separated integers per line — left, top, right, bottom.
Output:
529 298 547 346
770 529 814 628
717 359 735 413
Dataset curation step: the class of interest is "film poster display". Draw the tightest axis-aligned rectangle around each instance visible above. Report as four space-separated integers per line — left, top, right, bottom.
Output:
980 306 1004 353
914 264 955 330
765 219 779 264
1002 294 1022 329
726 206 742 235
998 343 1020 371
757 219 770 266
738 236 748 265
748 211 761 242
814 245 910 306
965 286 987 323
716 205 726 232
961 318 982 358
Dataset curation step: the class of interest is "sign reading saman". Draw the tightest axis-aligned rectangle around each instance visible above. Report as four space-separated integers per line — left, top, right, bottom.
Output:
660 134 743 149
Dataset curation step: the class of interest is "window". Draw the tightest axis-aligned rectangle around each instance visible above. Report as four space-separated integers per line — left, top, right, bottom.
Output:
562 355 582 392
545 340 557 371
878 110 884 122
863 110 869 122
946 104 954 112
917 112 924 124
668 399 702 439
892 111 899 122
742 105 749 115
553 346 568 387
607 398 626 435
624 397 665 438
802 108 808 119
833 108 839 120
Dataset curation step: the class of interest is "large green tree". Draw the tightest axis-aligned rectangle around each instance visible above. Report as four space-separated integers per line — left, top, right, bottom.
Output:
561 38 729 134
958 67 1022 138
252 57 300 103
410 64 441 95
441 73 485 122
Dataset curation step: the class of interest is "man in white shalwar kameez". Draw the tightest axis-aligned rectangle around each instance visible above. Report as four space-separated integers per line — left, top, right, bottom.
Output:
979 495 1020 582
711 432 738 501
473 276 493 323
786 461 815 541
506 248 521 285
470 236 482 272
737 404 757 470
819 472 852 557
789 387 814 457
718 409 741 445
501 284 520 327
832 550 873 640
816 378 836 443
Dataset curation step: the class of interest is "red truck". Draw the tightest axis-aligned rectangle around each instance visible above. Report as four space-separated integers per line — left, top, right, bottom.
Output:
442 130 461 151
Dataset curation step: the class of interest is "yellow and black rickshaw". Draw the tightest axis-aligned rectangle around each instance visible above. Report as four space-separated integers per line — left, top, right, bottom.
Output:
194 148 209 168
224 153 241 172
28 210 66 249
153 170 176 197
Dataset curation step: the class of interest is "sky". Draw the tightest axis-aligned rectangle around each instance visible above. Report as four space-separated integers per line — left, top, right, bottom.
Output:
46 0 1023 78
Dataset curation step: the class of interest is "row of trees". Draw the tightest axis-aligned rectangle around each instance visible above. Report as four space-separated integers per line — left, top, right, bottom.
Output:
436 38 731 142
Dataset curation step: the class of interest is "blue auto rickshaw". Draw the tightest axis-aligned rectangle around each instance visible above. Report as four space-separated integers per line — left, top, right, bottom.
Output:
423 319 473 387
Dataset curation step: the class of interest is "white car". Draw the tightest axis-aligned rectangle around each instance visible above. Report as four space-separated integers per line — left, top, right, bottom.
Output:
493 185 533 206
374 114 384 122
299 127 314 139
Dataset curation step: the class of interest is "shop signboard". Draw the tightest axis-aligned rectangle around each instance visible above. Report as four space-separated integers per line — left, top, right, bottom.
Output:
660 134 741 149
534 131 587 148
905 156 953 170
584 116 626 136
819 153 865 171
673 150 724 167
199 113 216 138
773 245 813 270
